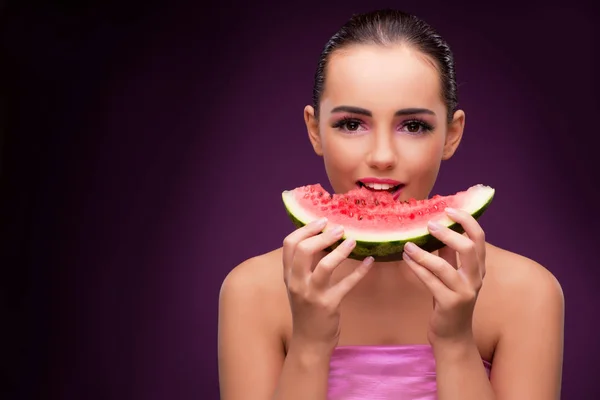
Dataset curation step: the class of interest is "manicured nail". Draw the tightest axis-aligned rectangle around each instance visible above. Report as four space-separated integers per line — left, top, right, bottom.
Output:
428 220 442 232
402 251 413 261
404 242 417 253
363 256 374 266
314 217 328 227
445 207 457 215
344 238 356 248
331 225 344 236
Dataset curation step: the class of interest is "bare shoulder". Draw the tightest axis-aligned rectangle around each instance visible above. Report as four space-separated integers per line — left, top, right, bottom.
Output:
218 247 289 400
219 247 288 332
484 242 564 307
482 243 564 399
220 248 286 300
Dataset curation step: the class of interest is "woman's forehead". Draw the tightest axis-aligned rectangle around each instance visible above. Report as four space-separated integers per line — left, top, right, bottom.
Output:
321 45 444 114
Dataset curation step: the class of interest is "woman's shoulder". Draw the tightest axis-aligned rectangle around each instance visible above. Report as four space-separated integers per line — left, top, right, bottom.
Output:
219 247 289 320
485 243 562 290
221 247 286 294
482 242 564 312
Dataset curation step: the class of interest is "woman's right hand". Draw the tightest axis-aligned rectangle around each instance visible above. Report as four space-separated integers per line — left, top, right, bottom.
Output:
282 217 375 353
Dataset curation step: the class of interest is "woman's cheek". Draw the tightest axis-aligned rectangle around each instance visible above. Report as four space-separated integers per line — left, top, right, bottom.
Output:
321 135 364 192
324 145 359 176
400 140 444 190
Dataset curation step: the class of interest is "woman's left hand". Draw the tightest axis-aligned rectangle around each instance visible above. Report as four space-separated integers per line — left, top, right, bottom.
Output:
402 207 487 346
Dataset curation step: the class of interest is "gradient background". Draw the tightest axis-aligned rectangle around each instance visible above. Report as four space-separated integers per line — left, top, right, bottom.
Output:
2 1 598 399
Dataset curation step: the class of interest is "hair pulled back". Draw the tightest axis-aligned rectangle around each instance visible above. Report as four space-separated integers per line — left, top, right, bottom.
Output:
312 9 458 123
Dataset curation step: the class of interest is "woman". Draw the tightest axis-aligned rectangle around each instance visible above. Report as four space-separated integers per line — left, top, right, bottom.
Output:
218 9 564 400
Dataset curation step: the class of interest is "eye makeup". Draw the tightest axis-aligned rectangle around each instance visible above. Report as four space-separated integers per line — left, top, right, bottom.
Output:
330 115 435 135
331 116 367 133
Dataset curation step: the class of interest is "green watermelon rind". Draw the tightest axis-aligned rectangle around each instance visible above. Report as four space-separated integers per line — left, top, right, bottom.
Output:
282 186 494 262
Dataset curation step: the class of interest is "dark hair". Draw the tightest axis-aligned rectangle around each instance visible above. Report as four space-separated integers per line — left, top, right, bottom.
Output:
312 9 458 123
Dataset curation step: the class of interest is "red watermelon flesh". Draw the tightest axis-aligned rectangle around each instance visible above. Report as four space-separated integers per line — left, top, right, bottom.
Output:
281 183 495 260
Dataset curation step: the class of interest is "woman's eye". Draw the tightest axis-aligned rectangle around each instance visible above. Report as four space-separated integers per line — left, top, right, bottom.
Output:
401 120 433 135
332 118 365 132
344 120 361 131
405 121 422 133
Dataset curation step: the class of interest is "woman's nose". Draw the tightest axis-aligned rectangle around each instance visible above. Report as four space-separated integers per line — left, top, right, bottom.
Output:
365 134 398 171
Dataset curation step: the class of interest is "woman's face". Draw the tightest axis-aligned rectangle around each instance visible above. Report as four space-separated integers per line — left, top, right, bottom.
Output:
304 44 465 201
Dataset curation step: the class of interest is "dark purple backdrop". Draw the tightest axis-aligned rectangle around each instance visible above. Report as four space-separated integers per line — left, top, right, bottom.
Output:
2 1 598 399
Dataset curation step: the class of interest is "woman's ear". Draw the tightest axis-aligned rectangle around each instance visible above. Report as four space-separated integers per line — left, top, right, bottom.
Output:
443 109 465 160
304 105 322 156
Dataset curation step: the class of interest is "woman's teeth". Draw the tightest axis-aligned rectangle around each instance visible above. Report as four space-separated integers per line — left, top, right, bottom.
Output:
363 182 394 190
358 182 401 192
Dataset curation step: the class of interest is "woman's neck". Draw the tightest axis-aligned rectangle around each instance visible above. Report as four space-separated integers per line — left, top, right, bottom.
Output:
326 253 427 294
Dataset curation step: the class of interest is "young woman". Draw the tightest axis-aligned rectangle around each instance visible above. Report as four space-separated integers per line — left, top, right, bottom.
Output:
218 9 564 400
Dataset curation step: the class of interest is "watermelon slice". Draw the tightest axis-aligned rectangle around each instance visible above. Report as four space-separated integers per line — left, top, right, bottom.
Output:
281 184 495 261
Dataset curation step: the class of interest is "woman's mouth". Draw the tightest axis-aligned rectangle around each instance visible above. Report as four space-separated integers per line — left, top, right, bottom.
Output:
356 180 405 200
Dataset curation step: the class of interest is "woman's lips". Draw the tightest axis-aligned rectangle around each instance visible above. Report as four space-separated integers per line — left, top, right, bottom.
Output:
355 181 405 200
358 177 403 185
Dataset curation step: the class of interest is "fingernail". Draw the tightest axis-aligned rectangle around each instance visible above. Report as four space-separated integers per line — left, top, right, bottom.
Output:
331 225 344 236
404 242 417 253
445 207 457 215
314 217 327 227
428 220 442 231
344 237 356 248
363 256 374 266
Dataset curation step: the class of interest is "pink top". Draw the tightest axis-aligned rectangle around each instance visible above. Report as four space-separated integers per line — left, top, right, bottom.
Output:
328 345 492 400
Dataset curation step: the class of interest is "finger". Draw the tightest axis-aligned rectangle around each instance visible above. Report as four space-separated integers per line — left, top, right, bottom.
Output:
329 256 375 300
445 208 486 261
403 242 462 291
282 218 328 278
311 237 357 288
438 245 458 270
402 252 452 299
427 220 480 283
291 224 345 280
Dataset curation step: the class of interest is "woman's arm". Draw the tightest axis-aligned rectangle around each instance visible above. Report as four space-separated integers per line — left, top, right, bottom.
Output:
219 221 373 400
218 258 286 400
486 258 564 399
217 253 349 400
433 257 564 400
433 336 496 400
401 208 564 400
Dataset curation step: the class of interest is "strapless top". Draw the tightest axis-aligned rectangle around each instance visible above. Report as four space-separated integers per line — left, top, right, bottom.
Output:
328 345 492 400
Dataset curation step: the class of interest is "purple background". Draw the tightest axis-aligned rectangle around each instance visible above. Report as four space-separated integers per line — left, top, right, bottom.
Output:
2 1 598 399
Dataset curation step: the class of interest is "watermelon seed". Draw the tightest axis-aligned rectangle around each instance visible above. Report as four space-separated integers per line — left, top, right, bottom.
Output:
374 200 380 206
358 215 363 220
349 212 354 217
